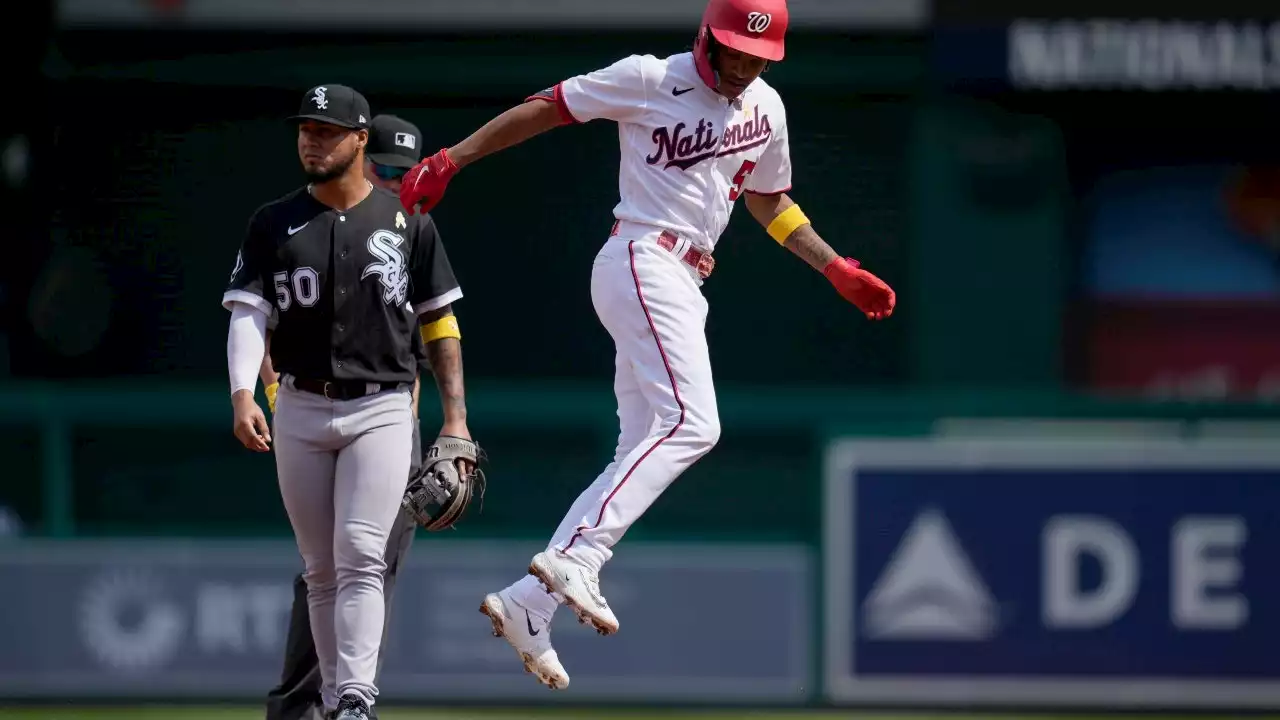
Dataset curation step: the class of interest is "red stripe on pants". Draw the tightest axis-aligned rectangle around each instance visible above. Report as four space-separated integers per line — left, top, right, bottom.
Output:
563 240 686 551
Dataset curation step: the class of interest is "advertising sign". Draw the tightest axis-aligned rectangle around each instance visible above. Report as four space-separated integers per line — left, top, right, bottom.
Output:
932 19 1280 91
823 437 1280 709
1007 19 1280 91
934 0 1276 23
0 539 811 702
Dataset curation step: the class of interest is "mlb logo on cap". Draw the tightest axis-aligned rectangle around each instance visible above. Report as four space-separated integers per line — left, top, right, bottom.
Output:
367 115 425 169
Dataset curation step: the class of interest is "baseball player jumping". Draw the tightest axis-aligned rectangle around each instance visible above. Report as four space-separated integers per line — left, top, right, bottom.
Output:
399 0 895 691
260 113 435 720
225 85 479 719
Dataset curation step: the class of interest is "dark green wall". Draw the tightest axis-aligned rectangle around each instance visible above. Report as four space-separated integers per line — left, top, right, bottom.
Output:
26 31 925 387
2 30 1116 539
908 95 1068 388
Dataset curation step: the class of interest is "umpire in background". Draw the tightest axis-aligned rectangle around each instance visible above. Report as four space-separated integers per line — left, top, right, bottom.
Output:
225 84 471 720
259 113 433 720
362 114 424 196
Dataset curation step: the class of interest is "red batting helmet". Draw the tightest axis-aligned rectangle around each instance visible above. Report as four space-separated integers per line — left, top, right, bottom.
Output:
695 0 788 64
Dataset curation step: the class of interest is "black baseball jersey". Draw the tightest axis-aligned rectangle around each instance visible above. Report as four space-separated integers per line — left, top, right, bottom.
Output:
264 307 430 371
223 184 461 384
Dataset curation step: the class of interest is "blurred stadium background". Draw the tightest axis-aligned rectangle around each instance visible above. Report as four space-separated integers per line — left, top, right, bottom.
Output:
3 0 1280 718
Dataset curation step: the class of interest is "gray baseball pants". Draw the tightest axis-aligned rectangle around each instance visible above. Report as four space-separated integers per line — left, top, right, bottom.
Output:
264 423 419 720
272 375 415 713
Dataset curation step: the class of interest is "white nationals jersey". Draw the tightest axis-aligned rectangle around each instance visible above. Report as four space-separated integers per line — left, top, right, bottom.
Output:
547 51 792 253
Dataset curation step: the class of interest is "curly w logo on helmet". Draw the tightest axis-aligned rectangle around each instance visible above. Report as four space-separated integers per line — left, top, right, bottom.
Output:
746 11 772 33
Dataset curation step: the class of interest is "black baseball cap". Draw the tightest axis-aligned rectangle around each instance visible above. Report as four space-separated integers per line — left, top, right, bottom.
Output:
367 115 424 169
288 84 371 130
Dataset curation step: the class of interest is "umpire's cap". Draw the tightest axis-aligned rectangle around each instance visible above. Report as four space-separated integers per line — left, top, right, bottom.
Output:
288 84 371 130
367 115 424 169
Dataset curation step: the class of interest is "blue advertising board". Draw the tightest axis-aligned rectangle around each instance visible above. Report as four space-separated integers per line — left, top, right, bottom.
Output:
823 437 1280 708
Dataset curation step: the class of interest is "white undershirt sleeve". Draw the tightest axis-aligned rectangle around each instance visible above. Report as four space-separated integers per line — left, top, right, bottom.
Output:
227 302 269 396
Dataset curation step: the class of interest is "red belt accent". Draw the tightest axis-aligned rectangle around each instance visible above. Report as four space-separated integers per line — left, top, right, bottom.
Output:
611 220 715 280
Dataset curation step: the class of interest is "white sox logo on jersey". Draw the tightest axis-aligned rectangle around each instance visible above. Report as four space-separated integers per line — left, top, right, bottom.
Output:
311 87 328 110
229 250 244 283
746 12 772 33
646 108 772 170
361 230 409 306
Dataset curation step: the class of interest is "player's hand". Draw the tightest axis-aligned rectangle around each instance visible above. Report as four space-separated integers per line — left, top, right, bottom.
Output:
232 390 272 452
823 257 896 320
438 420 475 475
399 148 460 215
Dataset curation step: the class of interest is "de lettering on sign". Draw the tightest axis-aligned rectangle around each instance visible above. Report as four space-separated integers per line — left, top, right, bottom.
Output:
1042 515 1247 631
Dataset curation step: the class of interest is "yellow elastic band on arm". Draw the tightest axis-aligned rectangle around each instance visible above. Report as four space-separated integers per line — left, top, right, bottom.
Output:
767 204 811 245
265 382 279 414
420 315 462 344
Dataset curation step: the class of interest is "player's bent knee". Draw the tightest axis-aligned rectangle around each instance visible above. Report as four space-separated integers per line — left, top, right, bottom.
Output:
682 413 721 455
302 563 337 595
335 559 388 591
336 540 390 577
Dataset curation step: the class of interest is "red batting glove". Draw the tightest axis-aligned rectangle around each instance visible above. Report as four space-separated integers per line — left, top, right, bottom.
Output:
399 148 460 215
823 257 896 320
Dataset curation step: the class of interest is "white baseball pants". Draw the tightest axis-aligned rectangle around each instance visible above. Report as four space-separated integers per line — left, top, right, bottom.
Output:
512 226 721 619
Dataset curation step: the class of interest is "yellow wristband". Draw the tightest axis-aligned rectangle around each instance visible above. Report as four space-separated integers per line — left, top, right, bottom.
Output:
767 204 810 244
265 382 279 414
420 315 462 344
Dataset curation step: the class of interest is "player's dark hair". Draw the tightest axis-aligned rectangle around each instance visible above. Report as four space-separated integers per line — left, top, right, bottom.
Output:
702 30 770 75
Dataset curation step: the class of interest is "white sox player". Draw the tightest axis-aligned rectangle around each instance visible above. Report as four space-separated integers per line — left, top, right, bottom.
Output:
398 0 896 691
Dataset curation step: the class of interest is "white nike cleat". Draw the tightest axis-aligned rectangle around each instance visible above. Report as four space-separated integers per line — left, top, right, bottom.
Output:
479 591 570 690
528 551 620 636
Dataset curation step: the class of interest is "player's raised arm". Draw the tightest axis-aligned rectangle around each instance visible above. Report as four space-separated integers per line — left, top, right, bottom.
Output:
399 55 651 216
446 100 569 170
744 190 896 320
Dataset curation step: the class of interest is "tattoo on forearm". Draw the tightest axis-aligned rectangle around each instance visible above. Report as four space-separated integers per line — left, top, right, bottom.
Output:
425 337 467 422
783 224 840 271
